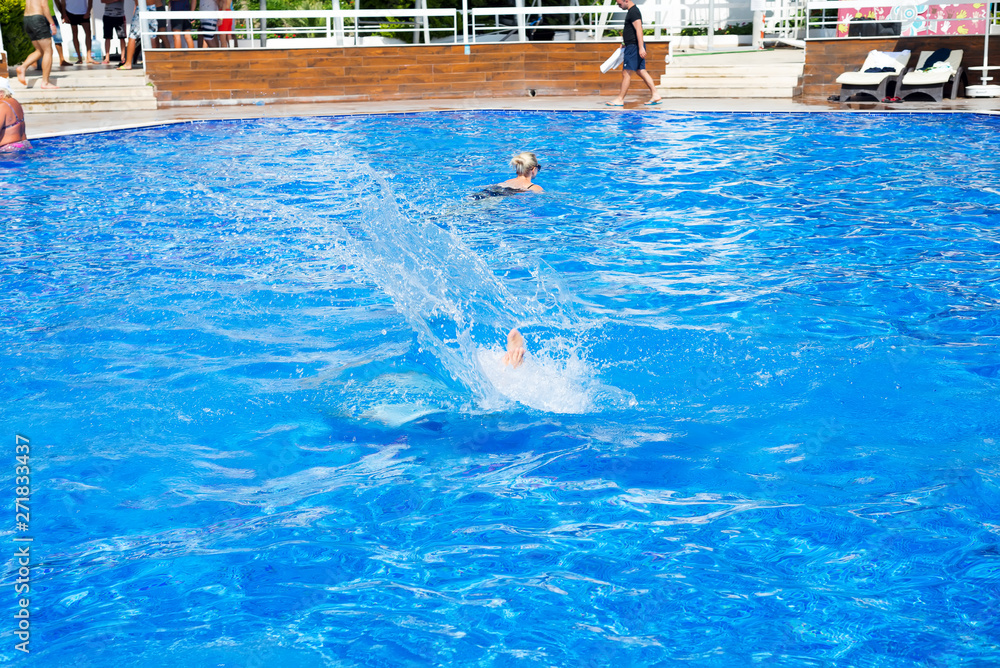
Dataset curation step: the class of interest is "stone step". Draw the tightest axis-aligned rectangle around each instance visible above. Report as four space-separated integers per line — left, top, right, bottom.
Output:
657 48 804 99
17 99 158 112
660 76 802 88
664 65 805 77
7 64 157 112
13 72 147 88
17 86 156 102
658 86 798 98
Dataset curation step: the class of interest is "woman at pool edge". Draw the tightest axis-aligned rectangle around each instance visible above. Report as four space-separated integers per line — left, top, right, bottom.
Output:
0 79 31 153
499 152 544 193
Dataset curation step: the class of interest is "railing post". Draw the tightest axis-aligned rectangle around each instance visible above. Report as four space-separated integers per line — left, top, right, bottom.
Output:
707 0 715 50
462 0 468 44
752 0 765 47
260 0 267 46
515 0 526 41
139 7 151 53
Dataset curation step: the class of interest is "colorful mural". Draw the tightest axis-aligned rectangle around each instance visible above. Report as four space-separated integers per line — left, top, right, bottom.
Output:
837 3 989 36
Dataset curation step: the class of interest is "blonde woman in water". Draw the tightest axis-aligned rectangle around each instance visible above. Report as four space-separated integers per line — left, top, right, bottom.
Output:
498 152 544 193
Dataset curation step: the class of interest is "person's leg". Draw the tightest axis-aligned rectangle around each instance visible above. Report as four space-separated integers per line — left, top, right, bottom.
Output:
119 37 137 68
55 41 70 66
609 69 631 105
120 10 139 68
84 22 97 63
636 68 661 103
103 35 111 63
69 22 81 63
15 44 43 84
183 30 193 49
39 39 58 87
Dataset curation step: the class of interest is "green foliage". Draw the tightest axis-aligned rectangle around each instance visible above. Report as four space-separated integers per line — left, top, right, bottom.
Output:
0 0 33 64
680 22 751 36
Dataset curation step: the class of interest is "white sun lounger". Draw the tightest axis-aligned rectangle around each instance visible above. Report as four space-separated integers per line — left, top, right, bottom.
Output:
835 50 911 102
897 49 965 101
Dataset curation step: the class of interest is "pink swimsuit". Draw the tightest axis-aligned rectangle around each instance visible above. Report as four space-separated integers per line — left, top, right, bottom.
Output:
0 140 32 152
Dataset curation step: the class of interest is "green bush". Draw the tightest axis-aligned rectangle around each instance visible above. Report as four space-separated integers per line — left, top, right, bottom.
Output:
1 0 33 64
680 22 752 36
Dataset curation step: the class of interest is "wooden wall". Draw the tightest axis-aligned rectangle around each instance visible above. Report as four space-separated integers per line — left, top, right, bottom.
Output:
803 35 995 100
145 42 669 105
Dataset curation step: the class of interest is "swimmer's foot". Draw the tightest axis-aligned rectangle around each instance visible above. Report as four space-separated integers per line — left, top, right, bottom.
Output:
15 65 26 86
117 63 132 70
644 98 663 106
40 81 59 89
605 100 624 107
502 328 526 369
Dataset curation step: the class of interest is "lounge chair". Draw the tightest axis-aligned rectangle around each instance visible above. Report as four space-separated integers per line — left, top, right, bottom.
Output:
896 49 965 102
835 50 911 102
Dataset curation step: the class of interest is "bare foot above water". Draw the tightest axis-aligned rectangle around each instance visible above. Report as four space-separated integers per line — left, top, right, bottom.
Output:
502 328 526 368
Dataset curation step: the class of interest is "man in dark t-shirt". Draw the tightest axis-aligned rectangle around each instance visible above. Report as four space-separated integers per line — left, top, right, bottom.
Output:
606 0 662 106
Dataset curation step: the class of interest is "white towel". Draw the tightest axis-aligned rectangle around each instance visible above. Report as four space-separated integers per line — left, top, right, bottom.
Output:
600 47 624 74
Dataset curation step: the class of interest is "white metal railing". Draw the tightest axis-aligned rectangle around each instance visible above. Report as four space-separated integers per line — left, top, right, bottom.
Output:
469 5 675 42
805 0 996 39
761 0 805 41
129 0 807 53
138 8 458 51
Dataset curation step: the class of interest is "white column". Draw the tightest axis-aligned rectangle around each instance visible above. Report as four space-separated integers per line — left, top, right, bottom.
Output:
516 0 526 42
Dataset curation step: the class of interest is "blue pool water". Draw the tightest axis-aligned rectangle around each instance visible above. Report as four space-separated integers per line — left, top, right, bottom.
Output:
2 110 1000 666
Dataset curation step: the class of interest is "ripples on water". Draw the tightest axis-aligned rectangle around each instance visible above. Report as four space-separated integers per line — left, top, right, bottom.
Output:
2 111 999 666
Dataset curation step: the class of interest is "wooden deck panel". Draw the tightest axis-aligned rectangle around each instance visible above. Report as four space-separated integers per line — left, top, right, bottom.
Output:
145 41 668 105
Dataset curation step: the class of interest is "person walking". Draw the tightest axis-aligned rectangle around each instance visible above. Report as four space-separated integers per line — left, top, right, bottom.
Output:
15 0 60 89
605 0 662 107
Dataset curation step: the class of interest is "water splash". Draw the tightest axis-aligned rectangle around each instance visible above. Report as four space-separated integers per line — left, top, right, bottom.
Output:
343 168 631 415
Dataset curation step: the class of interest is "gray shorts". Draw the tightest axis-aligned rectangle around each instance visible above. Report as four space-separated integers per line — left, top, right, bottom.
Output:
129 4 159 40
23 14 52 42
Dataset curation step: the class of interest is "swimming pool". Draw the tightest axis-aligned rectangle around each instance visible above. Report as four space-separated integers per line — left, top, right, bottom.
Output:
2 110 999 665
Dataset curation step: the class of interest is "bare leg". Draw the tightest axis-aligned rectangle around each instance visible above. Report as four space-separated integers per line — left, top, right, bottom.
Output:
84 24 97 64
103 38 111 63
15 58 31 85
502 329 526 368
55 42 71 66
39 40 58 87
71 24 83 63
609 69 631 105
17 40 54 85
119 37 137 69
636 68 661 102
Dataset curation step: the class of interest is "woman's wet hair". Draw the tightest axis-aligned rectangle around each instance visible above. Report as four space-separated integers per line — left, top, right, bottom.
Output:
510 152 539 177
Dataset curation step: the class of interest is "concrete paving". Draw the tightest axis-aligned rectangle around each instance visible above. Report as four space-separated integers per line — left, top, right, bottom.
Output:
21 93 1000 139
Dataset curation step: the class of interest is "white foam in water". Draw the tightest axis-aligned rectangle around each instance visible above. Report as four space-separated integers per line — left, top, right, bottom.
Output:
477 345 594 413
341 166 631 415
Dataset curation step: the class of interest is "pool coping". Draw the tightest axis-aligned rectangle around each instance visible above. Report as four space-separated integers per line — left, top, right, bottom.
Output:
25 95 1000 139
